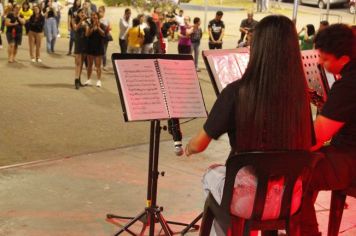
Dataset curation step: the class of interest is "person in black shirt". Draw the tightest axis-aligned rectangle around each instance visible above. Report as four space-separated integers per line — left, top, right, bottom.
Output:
185 17 312 236
300 24 356 236
28 5 44 62
5 4 25 63
142 16 157 54
72 8 88 89
67 0 81 55
208 11 224 49
84 11 106 88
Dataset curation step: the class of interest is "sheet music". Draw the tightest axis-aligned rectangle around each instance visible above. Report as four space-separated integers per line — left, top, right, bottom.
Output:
209 54 243 91
234 53 250 76
157 59 207 118
114 59 169 121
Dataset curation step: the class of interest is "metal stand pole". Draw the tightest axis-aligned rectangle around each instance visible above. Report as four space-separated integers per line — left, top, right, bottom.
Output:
107 120 200 235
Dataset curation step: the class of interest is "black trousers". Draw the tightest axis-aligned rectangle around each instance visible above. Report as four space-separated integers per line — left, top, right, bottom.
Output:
300 145 356 235
178 44 192 54
208 42 222 49
119 39 127 54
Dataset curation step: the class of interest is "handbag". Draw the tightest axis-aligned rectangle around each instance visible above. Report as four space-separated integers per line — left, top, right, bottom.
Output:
106 32 113 42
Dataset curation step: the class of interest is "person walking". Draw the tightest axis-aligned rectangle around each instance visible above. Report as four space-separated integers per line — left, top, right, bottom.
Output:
190 17 202 71
208 11 224 50
44 2 58 54
5 4 25 63
119 8 130 54
28 5 44 62
84 11 106 87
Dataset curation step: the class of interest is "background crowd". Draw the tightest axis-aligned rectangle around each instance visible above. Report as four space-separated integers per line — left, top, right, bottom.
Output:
0 0 353 89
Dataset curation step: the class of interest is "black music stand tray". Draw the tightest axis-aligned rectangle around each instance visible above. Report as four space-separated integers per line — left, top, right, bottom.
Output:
107 54 203 236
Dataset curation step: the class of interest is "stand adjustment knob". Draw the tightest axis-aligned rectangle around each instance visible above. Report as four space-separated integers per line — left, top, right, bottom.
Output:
162 125 167 131
161 171 165 176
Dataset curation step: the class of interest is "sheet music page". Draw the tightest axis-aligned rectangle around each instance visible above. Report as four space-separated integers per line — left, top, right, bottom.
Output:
157 59 207 118
234 52 250 76
209 54 243 92
114 59 169 121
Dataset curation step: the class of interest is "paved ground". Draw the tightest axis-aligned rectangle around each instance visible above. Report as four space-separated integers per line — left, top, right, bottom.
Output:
0 4 355 236
0 137 355 235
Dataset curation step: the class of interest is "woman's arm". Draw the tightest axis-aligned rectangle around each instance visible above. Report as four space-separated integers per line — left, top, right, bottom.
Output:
97 23 105 37
5 17 18 27
185 129 212 156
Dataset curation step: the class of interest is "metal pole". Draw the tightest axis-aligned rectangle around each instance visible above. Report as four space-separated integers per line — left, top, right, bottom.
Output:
292 0 298 23
204 0 208 32
325 0 331 21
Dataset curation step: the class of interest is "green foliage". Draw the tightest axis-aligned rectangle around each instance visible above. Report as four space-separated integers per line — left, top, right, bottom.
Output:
103 0 130 6
102 0 179 12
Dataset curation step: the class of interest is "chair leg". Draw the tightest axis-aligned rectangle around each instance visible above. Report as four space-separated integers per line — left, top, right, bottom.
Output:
287 219 300 236
327 190 347 236
230 216 245 236
261 230 278 236
200 207 214 236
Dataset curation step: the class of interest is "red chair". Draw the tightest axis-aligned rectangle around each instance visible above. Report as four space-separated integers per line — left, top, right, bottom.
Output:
327 186 356 236
199 151 323 236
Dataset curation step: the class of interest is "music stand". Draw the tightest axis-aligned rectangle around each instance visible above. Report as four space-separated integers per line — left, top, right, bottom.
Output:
202 48 250 96
107 53 207 236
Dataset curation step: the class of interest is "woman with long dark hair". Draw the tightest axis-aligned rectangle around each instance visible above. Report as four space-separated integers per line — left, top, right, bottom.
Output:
5 4 25 63
72 8 88 89
28 5 44 62
185 15 312 233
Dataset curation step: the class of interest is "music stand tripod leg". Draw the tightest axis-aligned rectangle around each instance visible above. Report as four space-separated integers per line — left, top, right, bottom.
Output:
112 210 147 236
108 120 200 236
180 212 203 235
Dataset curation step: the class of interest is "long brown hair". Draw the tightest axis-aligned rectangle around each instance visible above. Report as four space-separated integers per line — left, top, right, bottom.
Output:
235 15 311 151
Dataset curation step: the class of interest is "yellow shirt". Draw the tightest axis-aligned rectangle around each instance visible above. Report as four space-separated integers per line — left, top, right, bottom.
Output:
127 26 145 48
20 8 33 21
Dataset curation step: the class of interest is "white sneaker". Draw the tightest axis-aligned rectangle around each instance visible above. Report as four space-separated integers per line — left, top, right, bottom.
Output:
36 58 42 63
31 58 36 63
96 80 102 87
84 79 93 86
